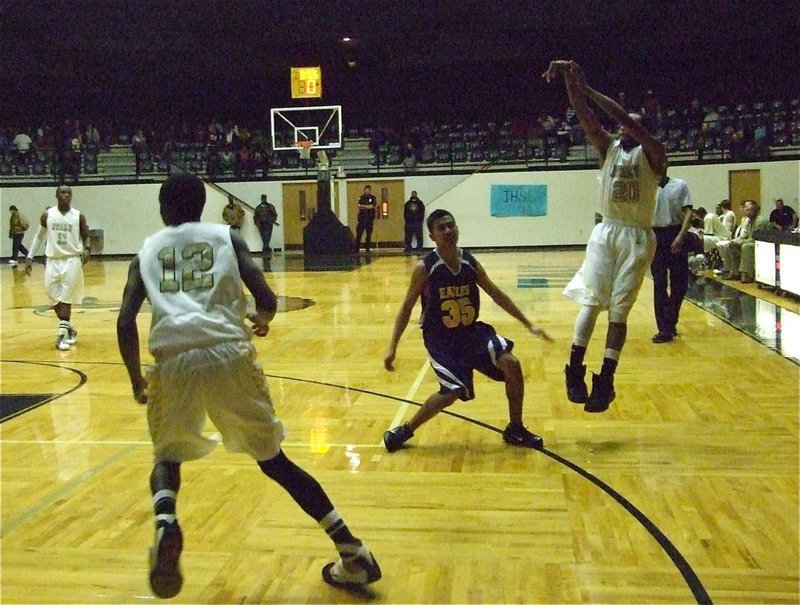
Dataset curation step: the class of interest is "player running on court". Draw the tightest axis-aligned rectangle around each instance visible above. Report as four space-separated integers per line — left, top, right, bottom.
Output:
117 174 380 598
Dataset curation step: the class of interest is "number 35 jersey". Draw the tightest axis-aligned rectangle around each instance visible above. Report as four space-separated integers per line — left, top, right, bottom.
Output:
139 223 249 358
597 139 660 229
420 248 481 338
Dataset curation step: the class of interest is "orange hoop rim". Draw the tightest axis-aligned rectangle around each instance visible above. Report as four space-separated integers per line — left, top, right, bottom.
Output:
295 140 313 149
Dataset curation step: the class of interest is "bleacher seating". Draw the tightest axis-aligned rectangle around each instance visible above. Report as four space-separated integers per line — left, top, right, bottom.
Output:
1 96 798 184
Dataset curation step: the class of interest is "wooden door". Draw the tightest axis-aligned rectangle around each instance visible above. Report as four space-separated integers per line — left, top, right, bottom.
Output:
281 182 319 250
729 169 761 222
346 179 405 248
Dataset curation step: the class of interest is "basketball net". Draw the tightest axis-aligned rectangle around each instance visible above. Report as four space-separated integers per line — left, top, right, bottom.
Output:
295 139 313 160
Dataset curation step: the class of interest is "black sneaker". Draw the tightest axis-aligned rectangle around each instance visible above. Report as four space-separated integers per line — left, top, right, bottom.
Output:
149 520 184 599
383 424 413 452
651 331 673 344
564 364 589 403
584 372 616 413
322 543 382 589
502 423 543 449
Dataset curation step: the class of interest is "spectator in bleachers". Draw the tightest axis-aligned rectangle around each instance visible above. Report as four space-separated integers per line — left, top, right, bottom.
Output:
223 122 240 147
536 110 556 150
753 123 769 157
641 90 663 133
702 106 720 136
235 143 254 178
219 144 235 174
684 98 705 131
402 142 418 173
13 128 33 160
57 130 80 184
132 129 146 177
555 120 572 161
84 123 100 151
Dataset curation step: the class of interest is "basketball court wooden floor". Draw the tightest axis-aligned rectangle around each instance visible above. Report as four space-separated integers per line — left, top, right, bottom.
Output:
1 250 797 604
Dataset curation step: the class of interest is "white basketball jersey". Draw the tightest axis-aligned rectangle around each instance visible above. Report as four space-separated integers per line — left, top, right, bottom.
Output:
598 140 660 228
45 206 84 258
139 223 249 358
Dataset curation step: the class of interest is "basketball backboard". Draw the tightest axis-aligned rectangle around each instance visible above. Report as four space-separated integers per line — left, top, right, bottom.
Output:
271 105 342 151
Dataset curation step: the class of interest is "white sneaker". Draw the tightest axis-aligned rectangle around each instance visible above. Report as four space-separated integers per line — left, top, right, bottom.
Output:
65 327 78 345
56 331 70 351
8 260 18 266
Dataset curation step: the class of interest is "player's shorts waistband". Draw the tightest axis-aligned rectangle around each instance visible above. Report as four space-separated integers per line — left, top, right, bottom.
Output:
601 217 651 229
48 253 83 260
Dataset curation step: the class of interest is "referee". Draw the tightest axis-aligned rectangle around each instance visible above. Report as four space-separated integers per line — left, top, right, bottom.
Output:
651 166 693 343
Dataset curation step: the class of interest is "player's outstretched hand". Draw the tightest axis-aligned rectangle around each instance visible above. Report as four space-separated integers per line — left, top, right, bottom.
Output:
529 325 554 343
247 312 271 337
384 350 396 371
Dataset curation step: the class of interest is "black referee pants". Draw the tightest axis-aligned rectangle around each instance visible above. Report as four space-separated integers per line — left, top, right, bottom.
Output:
651 224 689 336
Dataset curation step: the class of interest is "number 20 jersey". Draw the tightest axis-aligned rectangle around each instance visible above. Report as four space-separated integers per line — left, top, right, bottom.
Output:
597 139 660 229
139 223 249 358
420 248 481 338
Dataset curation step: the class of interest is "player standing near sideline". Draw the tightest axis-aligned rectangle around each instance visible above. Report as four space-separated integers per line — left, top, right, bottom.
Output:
25 184 90 350
117 173 380 598
542 60 666 413
383 209 553 452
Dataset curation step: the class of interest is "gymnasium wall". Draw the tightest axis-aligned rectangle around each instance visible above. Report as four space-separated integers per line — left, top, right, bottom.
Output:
1 160 797 257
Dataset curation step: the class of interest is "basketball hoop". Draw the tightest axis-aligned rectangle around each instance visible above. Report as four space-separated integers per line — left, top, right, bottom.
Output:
295 139 313 160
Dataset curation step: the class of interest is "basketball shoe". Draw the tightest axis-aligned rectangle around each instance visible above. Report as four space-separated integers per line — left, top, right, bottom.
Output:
502 422 544 449
322 543 382 589
564 363 589 403
55 329 70 351
383 424 413 452
149 519 183 599
584 372 616 413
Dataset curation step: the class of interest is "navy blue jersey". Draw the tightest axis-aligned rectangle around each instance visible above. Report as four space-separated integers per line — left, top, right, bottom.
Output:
420 248 481 336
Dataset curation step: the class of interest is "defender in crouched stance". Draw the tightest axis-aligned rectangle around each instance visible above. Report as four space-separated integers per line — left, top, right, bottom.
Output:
117 174 380 598
383 209 552 452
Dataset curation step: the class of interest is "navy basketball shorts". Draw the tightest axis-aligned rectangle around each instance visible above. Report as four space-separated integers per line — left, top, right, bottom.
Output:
423 321 514 401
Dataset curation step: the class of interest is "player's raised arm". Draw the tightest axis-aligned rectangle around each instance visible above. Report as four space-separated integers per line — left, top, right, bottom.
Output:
384 261 427 370
543 60 613 165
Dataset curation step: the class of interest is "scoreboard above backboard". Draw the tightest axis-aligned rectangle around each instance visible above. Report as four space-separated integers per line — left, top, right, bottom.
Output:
291 66 322 99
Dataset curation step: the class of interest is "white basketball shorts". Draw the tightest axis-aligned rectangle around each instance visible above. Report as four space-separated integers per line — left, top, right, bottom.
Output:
147 340 286 463
563 220 656 323
44 255 84 305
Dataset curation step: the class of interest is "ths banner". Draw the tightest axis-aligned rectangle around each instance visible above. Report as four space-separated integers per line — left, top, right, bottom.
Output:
490 184 548 217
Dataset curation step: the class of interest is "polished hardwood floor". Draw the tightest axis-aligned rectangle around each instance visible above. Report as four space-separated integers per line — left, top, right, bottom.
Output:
1 250 797 604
